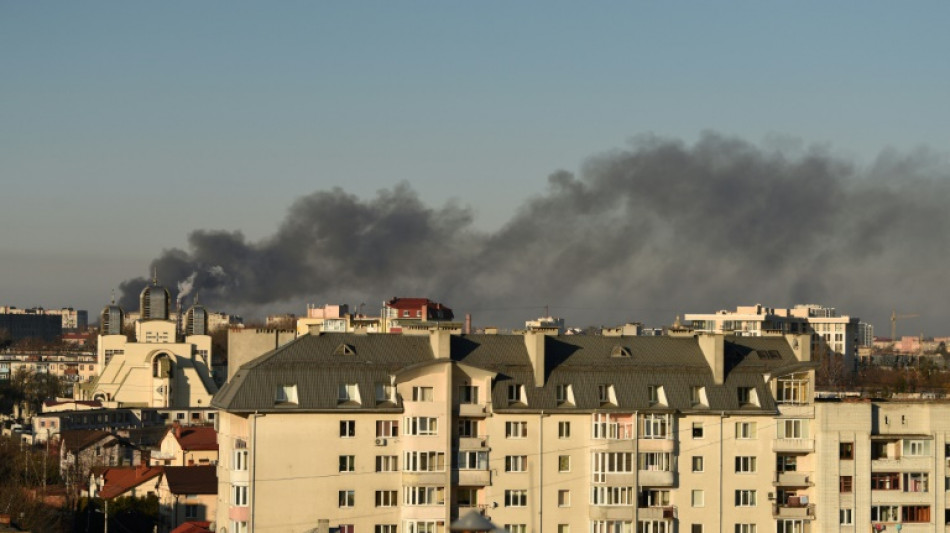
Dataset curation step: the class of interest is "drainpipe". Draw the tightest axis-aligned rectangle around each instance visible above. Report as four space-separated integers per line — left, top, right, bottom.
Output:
538 410 544 533
720 412 725 533
250 411 261 532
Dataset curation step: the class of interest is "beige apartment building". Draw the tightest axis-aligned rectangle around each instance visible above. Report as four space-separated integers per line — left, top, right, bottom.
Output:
211 328 828 533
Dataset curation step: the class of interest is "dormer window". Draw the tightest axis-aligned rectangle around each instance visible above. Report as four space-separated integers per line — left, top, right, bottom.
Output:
610 345 632 358
376 383 396 404
691 386 708 408
737 387 758 406
338 383 360 405
275 384 298 405
648 385 667 406
507 384 526 406
598 384 617 406
334 344 356 356
556 384 574 406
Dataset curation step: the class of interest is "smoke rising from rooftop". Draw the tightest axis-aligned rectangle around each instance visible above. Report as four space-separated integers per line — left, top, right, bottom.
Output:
117 132 950 334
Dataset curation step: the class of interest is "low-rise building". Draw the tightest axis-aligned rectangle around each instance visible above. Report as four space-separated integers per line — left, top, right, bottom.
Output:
157 465 218 532
152 423 218 467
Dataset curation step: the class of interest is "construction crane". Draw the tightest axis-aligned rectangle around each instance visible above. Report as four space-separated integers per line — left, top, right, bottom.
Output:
890 310 920 345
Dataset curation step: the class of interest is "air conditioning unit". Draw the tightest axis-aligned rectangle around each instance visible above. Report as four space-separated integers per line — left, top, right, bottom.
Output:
375 438 387 446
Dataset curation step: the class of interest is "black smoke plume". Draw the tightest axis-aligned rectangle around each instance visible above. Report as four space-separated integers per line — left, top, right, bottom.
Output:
118 132 950 334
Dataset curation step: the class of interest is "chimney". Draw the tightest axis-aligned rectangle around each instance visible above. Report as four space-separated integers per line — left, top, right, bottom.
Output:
429 329 452 359
173 420 182 439
316 519 330 533
465 314 472 335
524 331 546 387
697 333 725 385
421 304 428 322
136 461 149 477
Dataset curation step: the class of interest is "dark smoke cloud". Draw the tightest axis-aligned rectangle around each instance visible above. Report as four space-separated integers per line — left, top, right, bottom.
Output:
119 132 950 335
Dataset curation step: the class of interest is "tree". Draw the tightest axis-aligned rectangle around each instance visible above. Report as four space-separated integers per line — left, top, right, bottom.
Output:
815 344 848 390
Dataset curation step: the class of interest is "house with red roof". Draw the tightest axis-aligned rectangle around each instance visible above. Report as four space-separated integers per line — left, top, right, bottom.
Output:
151 422 218 467
89 463 163 499
157 465 217 533
383 297 455 333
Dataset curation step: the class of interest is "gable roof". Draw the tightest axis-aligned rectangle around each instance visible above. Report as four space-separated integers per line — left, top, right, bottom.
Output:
61 430 116 454
98 465 163 499
169 426 218 451
162 465 217 494
170 522 212 533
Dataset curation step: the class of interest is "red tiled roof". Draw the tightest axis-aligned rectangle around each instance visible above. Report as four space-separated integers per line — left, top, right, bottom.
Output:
173 426 218 451
162 466 217 494
170 521 212 533
98 465 163 499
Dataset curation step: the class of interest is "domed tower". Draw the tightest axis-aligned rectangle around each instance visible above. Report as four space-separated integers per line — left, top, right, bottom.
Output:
100 292 125 335
139 270 171 320
184 296 209 336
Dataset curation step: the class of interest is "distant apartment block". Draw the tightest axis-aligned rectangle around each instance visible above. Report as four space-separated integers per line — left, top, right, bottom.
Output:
0 305 87 333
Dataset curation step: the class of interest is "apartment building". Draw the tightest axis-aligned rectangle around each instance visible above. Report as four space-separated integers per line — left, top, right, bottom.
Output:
212 329 818 533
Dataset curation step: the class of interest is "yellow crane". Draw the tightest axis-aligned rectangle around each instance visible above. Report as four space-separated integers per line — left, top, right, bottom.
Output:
890 310 920 345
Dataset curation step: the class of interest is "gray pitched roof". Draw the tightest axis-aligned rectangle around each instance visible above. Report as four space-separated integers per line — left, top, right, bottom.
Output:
212 332 811 414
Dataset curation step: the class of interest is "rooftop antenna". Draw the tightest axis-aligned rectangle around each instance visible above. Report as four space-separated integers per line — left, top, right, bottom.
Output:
152 267 159 285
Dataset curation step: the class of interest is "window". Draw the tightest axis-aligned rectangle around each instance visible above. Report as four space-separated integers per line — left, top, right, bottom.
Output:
505 489 528 507
376 490 398 507
339 455 355 472
233 450 248 471
275 384 298 404
339 490 354 507
505 455 528 472
648 385 660 405
592 452 635 480
591 486 635 506
507 384 525 404
637 452 672 472
558 421 571 438
376 455 398 472
340 420 355 437
776 373 808 404
904 439 932 456
735 456 756 473
691 526 703 533
505 526 527 533
339 526 354 533
737 387 756 405
691 386 706 407
839 442 853 459
636 520 669 533
506 421 527 438
338 383 360 404
903 505 931 523
403 521 445 533
403 451 446 472
558 455 571 472
558 526 570 533
734 526 756 533
734 490 756 507
230 521 248 533
405 416 438 436
871 472 900 490
839 509 853 525
692 422 704 439
735 422 756 439
871 505 899 522
458 385 479 404
458 419 478 438
404 486 445 506
376 526 397 533
375 383 395 403
376 420 399 437
599 384 616 404
184 504 198 518
904 472 929 492
558 489 570 507
556 384 574 405
232 485 248 506
412 386 433 402
777 419 806 439
691 490 704 507
641 413 672 439
643 489 669 507
839 476 853 493
691 456 704 472
457 451 488 470
457 488 478 507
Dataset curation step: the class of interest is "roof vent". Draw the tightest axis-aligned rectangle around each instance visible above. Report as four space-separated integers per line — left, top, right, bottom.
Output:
334 344 356 356
611 345 632 358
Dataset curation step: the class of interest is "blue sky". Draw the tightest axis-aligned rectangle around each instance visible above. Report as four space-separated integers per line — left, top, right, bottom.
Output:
2 2 949 330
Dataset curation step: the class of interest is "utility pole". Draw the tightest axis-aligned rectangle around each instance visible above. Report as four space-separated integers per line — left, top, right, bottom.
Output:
104 499 108 533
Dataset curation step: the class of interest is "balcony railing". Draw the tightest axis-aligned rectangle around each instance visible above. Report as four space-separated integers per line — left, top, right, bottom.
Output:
773 502 815 519
773 471 813 487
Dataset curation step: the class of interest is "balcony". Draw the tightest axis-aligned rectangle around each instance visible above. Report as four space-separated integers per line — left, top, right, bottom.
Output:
402 471 447 485
459 403 488 417
637 506 676 521
772 439 814 453
773 502 815 519
588 505 636 521
638 470 675 487
458 436 488 450
455 469 491 486
871 456 931 471
637 439 675 453
773 471 813 487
